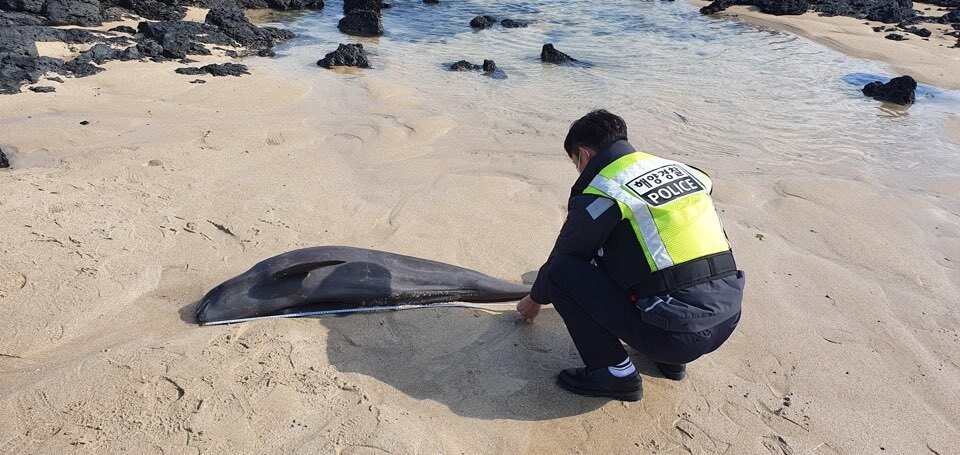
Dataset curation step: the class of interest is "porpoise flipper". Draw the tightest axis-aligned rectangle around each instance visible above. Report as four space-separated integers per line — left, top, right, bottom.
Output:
196 246 531 325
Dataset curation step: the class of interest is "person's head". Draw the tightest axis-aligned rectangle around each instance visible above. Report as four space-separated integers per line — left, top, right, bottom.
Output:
564 109 628 173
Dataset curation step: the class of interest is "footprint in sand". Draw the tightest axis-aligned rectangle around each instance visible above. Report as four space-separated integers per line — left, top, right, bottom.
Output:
265 133 285 146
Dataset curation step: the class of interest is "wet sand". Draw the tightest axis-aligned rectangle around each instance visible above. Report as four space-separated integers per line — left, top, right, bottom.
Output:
691 1 960 90
2 6 960 455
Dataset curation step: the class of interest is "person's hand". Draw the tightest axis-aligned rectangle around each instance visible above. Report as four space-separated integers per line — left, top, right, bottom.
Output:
516 295 541 324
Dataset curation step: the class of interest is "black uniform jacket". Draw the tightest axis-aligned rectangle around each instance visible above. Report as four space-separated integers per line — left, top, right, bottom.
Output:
530 140 652 304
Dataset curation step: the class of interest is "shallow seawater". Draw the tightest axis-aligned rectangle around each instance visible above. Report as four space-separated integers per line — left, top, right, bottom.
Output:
254 0 960 179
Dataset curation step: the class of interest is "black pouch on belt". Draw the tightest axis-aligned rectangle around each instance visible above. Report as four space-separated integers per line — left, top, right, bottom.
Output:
635 271 745 332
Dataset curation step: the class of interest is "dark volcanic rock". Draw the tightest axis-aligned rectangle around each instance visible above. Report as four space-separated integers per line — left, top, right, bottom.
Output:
136 38 164 57
814 0 914 23
43 0 102 26
699 0 745 15
175 62 249 76
0 11 45 26
541 43 576 63
885 32 906 40
139 20 233 58
470 15 496 29
61 57 103 77
206 3 294 47
702 0 913 23
500 18 528 28
269 0 322 10
939 10 960 23
108 25 138 34
317 42 369 68
343 0 379 13
75 43 119 63
902 25 931 37
126 0 186 21
449 59 502 78
0 148 9 168
924 0 959 5
862 75 916 105
189 78 205 83
450 60 480 71
0 28 39 57
756 0 807 15
0 0 45 14
29 85 54 92
0 55 61 94
175 66 204 75
337 9 383 36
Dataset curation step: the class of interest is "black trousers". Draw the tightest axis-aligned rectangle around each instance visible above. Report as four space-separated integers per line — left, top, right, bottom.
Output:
542 254 740 369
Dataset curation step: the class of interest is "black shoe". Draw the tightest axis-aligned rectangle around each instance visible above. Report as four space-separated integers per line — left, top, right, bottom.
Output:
557 367 643 402
655 362 687 381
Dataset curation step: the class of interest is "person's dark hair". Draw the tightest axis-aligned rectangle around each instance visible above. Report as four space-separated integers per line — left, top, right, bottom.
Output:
563 109 628 158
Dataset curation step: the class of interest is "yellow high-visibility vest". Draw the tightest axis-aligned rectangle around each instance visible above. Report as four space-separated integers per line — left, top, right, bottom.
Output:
584 151 730 272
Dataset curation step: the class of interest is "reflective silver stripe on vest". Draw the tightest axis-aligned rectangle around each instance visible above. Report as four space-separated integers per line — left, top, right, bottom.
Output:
588 174 675 270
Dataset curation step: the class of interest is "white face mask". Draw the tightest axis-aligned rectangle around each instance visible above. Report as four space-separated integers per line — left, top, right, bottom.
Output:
575 147 589 173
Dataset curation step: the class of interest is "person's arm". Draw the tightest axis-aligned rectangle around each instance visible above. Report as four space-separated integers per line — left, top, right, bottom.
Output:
528 194 622 305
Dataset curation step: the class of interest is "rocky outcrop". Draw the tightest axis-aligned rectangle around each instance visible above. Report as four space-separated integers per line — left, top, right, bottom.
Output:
902 25 931 37
125 0 187 21
43 0 101 26
268 0 322 10
813 0 914 23
29 84 54 92
343 0 378 13
541 43 576 63
937 10 960 23
701 0 914 23
138 20 233 59
470 15 495 29
175 62 249 76
449 59 502 78
862 75 916 105
500 18 527 28
0 0 44 14
206 3 294 48
0 0 298 94
317 43 368 68
338 9 382 36
756 0 807 15
1 10 44 26
885 32 906 40
0 148 9 168
450 59 497 71
108 24 136 33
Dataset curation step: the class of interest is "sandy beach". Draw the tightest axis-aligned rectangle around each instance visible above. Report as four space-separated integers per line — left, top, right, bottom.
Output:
3 2 960 453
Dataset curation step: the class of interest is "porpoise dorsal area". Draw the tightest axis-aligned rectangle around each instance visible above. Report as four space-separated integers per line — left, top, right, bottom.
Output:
196 246 531 325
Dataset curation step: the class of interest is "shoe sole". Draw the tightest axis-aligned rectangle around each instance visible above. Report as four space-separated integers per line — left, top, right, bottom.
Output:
556 376 643 402
661 371 687 381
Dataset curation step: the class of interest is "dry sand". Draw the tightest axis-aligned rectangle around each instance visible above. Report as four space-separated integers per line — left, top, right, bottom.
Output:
691 1 960 90
2 8 960 455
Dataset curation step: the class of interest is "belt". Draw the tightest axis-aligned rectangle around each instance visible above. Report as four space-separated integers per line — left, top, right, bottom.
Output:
631 251 738 298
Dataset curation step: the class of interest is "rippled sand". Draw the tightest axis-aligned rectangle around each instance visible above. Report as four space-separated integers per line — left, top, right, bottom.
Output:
2 1 960 453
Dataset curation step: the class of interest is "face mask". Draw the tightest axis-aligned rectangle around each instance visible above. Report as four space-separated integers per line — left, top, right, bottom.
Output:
575 147 588 172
